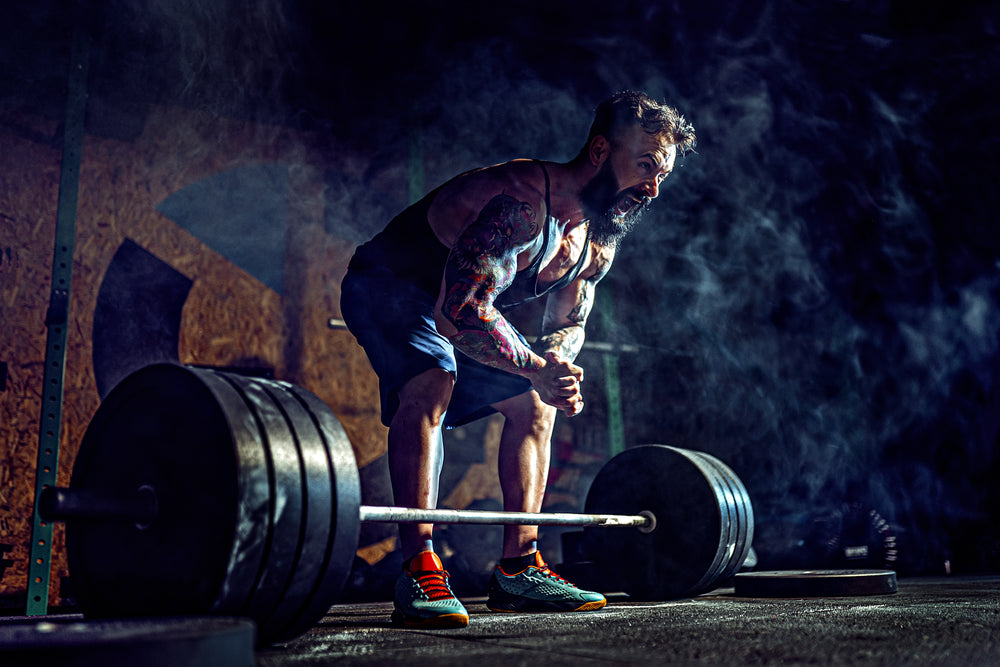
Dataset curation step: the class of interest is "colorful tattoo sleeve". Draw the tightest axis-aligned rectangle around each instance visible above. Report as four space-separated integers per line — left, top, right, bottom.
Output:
443 194 543 374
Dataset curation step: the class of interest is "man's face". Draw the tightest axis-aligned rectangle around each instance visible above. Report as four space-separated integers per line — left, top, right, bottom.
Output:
581 126 677 246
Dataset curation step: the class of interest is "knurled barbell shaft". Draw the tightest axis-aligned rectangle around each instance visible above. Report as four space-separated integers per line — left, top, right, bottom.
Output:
42 486 655 531
359 504 655 530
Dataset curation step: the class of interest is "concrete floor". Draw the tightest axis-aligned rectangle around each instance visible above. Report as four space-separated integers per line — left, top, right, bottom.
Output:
257 575 1000 666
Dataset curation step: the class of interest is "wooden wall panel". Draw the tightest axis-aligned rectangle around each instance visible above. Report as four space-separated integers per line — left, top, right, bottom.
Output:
0 103 391 607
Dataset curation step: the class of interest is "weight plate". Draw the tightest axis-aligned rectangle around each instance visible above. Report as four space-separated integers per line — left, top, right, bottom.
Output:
685 451 737 591
733 569 898 597
727 457 755 574
725 477 753 577
275 381 360 641
234 377 327 642
213 373 306 632
584 445 736 599
243 376 350 643
65 364 361 645
691 451 755 581
683 448 753 586
0 616 254 667
190 369 273 614
67 364 247 617
807 502 899 570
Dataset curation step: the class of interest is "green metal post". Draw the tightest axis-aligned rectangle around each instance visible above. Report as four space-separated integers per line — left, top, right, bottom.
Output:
26 27 90 616
597 290 625 458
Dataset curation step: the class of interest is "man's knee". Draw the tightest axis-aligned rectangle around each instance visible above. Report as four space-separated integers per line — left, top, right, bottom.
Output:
494 391 556 434
394 368 455 426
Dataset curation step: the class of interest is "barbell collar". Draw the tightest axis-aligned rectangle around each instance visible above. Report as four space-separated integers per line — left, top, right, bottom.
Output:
359 504 654 529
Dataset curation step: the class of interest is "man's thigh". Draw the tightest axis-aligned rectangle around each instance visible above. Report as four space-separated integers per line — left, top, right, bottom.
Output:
341 268 457 426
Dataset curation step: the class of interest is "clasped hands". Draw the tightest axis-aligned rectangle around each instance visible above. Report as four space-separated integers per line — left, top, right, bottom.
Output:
533 352 585 417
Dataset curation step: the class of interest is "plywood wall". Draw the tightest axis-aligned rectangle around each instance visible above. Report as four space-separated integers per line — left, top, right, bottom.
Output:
0 102 390 607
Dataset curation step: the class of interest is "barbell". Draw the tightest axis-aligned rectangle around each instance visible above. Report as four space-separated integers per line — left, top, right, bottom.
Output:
38 365 754 644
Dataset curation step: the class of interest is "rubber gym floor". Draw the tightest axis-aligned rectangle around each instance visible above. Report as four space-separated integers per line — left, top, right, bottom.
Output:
254 574 1000 666
2 574 997 665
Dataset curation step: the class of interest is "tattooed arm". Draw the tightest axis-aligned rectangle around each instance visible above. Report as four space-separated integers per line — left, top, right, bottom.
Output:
439 193 543 372
437 192 585 414
536 247 613 360
535 243 615 375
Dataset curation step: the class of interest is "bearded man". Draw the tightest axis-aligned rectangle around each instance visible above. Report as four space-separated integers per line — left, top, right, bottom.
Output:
341 90 696 628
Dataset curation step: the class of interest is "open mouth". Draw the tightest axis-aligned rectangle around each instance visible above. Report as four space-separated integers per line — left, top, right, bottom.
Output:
612 193 647 218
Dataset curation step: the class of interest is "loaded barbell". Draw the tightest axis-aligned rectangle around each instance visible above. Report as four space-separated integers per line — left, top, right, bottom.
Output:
37 365 754 644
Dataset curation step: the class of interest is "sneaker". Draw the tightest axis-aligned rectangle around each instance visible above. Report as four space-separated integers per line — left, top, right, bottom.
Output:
391 551 469 628
486 551 607 613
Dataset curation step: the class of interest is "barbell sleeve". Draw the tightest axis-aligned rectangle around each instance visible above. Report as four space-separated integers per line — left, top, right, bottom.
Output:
359 505 656 531
39 485 158 527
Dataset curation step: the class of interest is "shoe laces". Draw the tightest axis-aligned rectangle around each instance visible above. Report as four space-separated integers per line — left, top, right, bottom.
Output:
411 569 454 601
536 563 571 585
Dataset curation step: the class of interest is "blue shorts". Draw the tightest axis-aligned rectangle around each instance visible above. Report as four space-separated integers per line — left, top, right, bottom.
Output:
340 266 534 428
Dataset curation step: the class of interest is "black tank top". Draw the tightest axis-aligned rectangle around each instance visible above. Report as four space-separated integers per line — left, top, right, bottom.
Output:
348 161 591 310
494 162 591 311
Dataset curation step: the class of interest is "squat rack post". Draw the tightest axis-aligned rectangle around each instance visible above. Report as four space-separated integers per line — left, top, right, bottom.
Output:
26 26 90 616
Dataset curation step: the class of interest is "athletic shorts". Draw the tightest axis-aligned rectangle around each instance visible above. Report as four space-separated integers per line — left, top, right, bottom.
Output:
340 266 534 428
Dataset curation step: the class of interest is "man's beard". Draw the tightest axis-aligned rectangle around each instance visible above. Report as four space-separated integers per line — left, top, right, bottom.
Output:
579 161 651 247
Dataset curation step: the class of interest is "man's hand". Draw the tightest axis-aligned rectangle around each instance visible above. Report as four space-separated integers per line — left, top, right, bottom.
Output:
533 352 585 417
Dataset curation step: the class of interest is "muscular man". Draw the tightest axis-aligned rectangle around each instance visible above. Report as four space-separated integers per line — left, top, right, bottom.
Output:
341 90 695 628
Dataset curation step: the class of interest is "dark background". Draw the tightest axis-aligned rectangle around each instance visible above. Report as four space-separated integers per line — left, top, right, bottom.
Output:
3 0 999 576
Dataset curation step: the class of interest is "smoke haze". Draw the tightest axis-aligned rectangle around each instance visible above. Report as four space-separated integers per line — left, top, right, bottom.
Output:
3 0 998 573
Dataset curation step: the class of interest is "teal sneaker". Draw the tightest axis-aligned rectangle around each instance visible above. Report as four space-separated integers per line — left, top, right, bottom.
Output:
391 551 469 628
486 551 607 613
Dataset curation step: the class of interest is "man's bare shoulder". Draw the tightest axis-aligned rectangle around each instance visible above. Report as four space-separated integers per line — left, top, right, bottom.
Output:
429 160 547 241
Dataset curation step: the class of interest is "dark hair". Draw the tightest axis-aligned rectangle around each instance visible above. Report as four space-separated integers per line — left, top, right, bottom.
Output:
585 90 696 156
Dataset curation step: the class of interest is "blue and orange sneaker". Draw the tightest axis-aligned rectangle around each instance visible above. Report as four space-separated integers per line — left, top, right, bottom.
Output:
486 551 606 613
391 551 469 628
